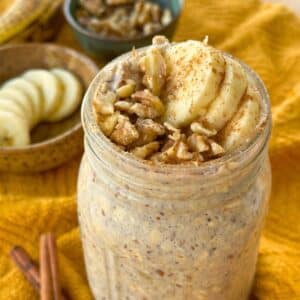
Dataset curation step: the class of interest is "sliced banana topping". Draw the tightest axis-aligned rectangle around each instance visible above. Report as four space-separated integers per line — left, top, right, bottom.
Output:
163 40 226 127
3 77 43 125
205 57 248 131
48 68 83 122
23 69 62 120
0 98 28 120
0 111 30 147
221 85 261 151
0 88 34 128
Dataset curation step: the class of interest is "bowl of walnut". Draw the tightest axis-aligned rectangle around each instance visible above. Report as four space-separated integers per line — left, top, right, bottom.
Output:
64 0 183 56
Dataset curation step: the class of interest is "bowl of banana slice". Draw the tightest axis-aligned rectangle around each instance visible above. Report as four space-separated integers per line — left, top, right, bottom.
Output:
0 43 99 173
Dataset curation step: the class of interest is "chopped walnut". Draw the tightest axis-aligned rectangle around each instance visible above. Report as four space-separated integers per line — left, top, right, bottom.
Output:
150 3 161 23
139 47 167 96
161 138 175 152
164 122 179 133
88 19 126 37
113 60 142 91
208 140 225 156
187 134 210 153
190 122 217 137
135 118 165 146
132 90 165 116
137 2 152 26
131 141 160 159
79 0 105 16
161 9 172 26
93 91 117 115
161 141 178 162
130 1 143 27
130 103 160 119
97 112 120 136
116 81 136 98
144 23 163 36
77 0 172 39
114 101 133 112
110 115 139 146
152 35 169 46
168 131 183 142
176 141 193 161
107 0 133 5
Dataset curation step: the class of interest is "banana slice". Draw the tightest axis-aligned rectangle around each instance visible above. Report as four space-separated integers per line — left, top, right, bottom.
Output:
0 97 28 119
23 69 62 120
48 68 83 122
205 57 248 131
163 41 225 127
3 77 43 124
0 111 30 147
0 88 34 128
221 85 261 151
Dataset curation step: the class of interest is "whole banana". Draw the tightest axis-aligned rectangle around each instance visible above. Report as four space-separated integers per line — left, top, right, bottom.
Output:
0 0 62 44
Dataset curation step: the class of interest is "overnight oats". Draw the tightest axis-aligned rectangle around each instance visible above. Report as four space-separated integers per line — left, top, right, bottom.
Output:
78 36 272 300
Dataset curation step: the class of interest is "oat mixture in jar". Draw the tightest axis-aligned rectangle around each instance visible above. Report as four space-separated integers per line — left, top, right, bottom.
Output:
78 37 272 300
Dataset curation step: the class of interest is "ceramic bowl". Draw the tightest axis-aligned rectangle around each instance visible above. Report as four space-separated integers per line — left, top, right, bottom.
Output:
0 43 99 173
64 0 183 57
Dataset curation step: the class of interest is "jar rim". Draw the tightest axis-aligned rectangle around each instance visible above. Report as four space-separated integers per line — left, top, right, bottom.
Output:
82 47 271 179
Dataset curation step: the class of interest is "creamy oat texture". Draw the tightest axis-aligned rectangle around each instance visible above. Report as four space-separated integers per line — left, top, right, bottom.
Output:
93 36 262 165
78 153 271 300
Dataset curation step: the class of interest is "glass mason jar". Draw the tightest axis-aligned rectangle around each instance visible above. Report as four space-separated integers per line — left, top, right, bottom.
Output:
78 50 272 300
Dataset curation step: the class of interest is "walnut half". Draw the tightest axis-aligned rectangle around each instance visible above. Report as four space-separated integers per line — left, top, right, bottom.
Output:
110 115 139 146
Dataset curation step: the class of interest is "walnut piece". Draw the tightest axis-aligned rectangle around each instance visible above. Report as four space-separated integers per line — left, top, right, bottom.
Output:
93 91 117 115
130 103 160 119
131 141 160 159
132 90 165 116
209 141 225 156
97 112 120 136
135 118 165 146
187 134 210 153
77 0 173 39
114 101 133 112
110 115 139 146
152 35 169 46
79 0 105 16
107 0 133 5
176 141 193 161
116 81 136 98
161 9 172 26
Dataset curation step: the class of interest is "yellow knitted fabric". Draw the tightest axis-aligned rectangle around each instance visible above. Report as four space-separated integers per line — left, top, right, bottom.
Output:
1 0 300 299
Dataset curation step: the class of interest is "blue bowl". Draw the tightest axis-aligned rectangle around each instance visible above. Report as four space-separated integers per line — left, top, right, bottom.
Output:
64 0 183 57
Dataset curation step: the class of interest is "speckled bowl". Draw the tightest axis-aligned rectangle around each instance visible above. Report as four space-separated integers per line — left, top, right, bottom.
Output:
0 44 99 173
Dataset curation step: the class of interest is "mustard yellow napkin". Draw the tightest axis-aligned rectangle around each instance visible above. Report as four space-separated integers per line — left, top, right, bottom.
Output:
1 0 300 299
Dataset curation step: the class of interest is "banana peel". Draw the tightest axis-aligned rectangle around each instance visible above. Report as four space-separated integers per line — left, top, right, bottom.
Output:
0 0 63 44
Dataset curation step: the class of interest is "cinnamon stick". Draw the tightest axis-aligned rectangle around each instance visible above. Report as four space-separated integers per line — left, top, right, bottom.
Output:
47 233 61 300
40 234 53 300
10 246 40 291
10 244 68 300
